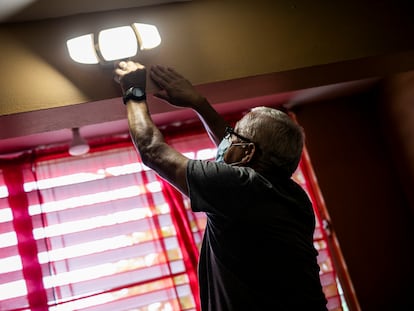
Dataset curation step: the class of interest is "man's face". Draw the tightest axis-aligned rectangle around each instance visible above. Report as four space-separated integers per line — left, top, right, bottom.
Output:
215 124 254 166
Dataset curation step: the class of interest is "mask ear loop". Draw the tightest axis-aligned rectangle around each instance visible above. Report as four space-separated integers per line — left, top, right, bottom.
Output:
229 143 256 166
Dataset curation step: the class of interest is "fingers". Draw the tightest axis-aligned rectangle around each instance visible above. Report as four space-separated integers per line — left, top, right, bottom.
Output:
150 65 183 87
114 67 125 76
150 65 169 86
115 61 145 74
113 62 183 93
114 61 146 90
118 61 128 70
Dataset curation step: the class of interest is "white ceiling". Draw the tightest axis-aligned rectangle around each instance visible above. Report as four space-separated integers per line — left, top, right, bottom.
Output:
0 0 191 23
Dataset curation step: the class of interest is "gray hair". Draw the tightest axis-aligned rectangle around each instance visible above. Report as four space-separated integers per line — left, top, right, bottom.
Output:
236 106 305 176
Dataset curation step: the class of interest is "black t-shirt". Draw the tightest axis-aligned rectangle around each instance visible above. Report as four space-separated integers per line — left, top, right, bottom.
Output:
187 160 328 311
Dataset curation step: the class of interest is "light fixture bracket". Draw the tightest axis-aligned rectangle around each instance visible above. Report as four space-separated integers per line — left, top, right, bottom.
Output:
69 128 90 156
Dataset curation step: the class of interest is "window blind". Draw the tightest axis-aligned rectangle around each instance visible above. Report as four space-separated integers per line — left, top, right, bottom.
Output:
0 128 349 310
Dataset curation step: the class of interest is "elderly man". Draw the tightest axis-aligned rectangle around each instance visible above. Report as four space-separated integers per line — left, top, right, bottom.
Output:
114 61 327 311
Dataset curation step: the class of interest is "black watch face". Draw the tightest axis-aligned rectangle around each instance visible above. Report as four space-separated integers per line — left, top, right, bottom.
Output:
132 88 145 97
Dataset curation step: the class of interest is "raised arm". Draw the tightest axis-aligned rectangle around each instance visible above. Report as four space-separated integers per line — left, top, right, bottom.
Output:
150 65 229 146
115 61 189 195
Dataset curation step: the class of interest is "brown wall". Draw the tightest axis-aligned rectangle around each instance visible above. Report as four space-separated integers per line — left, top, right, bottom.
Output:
2 0 414 116
293 83 414 310
380 71 414 212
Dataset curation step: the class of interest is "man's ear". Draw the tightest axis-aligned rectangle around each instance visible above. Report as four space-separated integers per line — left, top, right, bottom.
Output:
241 143 256 164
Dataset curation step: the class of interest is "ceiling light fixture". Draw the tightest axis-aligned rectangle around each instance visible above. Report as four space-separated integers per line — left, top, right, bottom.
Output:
69 128 90 156
66 23 161 64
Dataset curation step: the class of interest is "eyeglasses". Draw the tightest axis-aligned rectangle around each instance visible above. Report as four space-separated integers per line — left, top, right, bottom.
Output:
223 126 252 144
215 127 255 162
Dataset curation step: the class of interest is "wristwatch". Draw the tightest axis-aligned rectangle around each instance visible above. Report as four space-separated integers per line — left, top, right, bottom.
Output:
123 87 146 105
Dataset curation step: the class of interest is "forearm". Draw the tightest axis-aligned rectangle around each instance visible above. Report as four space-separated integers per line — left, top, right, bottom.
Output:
126 101 164 164
126 100 189 194
193 97 230 146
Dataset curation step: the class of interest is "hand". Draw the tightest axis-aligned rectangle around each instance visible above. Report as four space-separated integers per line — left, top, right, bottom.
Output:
150 65 205 108
114 61 146 93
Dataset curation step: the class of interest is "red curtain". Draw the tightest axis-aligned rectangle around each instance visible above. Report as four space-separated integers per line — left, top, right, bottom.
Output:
2 154 48 310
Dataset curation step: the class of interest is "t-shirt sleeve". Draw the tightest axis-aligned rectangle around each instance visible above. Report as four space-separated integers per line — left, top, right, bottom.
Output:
186 159 259 216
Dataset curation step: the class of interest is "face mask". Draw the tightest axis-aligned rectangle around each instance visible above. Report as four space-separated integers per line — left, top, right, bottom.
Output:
215 137 231 162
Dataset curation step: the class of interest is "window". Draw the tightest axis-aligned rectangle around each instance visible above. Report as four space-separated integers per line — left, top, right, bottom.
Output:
1 125 349 310
1 145 201 311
